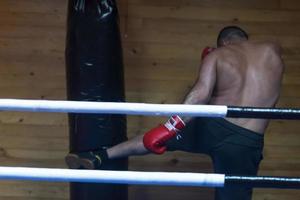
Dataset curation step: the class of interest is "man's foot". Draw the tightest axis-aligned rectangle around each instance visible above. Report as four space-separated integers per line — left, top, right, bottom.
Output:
65 150 107 169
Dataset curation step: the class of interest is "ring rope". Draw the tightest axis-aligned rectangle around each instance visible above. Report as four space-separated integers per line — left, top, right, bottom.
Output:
0 167 224 187
0 99 299 119
0 166 299 189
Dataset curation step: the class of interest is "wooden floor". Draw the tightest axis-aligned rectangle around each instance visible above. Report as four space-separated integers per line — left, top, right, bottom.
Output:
0 0 299 199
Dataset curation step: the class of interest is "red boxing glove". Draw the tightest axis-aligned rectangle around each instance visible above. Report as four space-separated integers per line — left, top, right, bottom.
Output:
201 46 216 60
143 116 185 154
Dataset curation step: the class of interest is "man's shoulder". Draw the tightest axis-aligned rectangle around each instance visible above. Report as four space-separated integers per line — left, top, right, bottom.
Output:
252 41 282 53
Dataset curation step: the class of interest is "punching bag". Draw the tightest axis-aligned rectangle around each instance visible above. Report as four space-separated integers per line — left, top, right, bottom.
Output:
65 0 128 200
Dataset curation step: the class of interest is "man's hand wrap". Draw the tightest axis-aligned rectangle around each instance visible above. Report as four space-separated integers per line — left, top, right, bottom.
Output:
201 46 216 60
143 116 185 154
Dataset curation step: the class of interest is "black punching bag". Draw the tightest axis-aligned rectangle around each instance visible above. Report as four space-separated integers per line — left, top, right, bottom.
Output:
65 0 128 200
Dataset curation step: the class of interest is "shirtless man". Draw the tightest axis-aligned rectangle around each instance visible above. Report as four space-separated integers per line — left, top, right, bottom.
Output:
66 26 284 200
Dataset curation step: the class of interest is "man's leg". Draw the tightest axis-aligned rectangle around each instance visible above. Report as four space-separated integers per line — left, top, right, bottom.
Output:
66 115 186 169
211 142 263 200
66 134 149 169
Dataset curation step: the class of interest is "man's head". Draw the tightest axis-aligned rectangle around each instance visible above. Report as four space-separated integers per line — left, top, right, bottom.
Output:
217 26 248 47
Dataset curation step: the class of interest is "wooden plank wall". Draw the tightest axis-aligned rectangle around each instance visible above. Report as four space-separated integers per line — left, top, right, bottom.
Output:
0 0 299 199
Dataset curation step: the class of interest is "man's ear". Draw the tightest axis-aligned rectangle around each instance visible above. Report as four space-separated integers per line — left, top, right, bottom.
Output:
222 39 229 46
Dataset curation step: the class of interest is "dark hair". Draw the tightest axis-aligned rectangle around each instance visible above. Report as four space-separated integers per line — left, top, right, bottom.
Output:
217 26 248 47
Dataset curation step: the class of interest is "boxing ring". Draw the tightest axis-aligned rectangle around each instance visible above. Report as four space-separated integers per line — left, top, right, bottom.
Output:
0 98 300 189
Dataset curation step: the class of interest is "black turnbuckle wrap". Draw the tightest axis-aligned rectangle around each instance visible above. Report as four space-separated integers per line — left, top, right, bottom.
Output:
227 106 300 119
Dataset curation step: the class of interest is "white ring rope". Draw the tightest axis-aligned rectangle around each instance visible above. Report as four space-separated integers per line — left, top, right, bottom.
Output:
0 99 227 117
0 167 225 187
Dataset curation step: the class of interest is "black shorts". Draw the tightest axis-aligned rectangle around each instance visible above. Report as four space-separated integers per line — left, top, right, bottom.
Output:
166 118 264 200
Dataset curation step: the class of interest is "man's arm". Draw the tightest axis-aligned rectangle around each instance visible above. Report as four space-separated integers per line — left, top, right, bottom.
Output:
181 53 217 122
184 53 217 104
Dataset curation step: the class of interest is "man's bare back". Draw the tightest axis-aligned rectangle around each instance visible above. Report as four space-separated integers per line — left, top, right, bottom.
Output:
209 41 284 133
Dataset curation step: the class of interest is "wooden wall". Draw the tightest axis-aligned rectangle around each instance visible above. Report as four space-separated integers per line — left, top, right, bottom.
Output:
0 0 299 199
